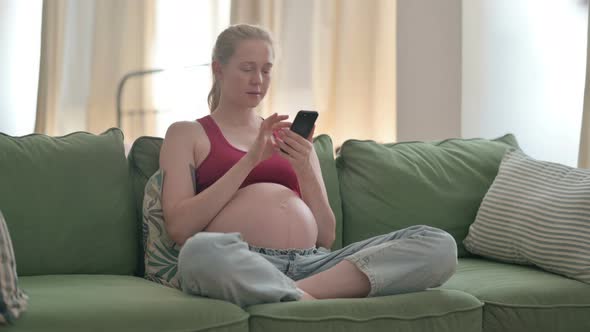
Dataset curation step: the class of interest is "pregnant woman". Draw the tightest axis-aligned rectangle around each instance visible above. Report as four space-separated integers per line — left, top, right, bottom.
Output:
159 24 457 307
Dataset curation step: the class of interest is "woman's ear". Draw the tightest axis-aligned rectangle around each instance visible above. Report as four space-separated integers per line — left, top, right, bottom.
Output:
212 61 223 80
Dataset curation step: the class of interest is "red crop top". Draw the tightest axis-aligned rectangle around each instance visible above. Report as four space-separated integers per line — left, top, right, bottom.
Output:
194 115 301 197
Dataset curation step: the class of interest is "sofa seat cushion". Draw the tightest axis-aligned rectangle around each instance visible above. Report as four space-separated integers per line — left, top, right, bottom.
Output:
247 289 483 332
6 275 248 332
441 258 590 332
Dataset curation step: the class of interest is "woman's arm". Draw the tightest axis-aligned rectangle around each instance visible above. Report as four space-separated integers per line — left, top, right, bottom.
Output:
276 129 336 249
297 151 336 249
160 122 257 246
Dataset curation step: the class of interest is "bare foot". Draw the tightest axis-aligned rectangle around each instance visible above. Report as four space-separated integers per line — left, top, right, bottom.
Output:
298 288 316 301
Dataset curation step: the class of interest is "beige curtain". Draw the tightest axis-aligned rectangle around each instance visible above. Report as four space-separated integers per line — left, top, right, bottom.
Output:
87 0 156 143
313 0 396 148
230 0 283 118
579 3 590 168
35 0 156 143
35 0 66 136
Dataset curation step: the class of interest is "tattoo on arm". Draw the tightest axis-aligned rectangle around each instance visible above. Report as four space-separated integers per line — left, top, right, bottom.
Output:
190 164 197 195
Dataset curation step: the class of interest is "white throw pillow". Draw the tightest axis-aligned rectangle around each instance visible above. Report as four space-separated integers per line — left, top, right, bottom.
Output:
464 149 590 284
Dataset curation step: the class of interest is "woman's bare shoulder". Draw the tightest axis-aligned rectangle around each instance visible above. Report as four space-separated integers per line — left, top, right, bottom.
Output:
164 120 204 138
161 120 209 147
160 120 209 166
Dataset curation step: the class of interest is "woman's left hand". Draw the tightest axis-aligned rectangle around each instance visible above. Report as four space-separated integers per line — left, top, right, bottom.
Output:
274 126 316 175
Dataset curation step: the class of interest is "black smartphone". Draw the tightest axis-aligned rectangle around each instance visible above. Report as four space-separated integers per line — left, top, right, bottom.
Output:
279 110 318 154
290 110 318 138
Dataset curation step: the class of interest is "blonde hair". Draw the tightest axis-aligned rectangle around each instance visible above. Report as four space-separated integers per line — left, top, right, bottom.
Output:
208 24 274 112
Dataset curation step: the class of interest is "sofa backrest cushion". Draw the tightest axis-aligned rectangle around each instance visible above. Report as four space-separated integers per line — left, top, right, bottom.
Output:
128 133 344 267
336 134 519 257
0 129 137 276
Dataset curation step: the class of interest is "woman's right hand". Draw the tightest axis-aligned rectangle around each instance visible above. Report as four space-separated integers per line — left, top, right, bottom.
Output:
245 113 291 166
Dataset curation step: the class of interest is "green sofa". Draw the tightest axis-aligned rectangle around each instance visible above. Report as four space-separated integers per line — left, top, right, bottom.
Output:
1 128 589 332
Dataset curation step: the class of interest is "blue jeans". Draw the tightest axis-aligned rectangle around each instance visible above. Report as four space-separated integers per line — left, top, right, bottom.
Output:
178 225 457 307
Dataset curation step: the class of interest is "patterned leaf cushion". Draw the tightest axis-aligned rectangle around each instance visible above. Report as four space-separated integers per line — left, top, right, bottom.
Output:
464 149 590 283
0 211 28 324
143 169 182 289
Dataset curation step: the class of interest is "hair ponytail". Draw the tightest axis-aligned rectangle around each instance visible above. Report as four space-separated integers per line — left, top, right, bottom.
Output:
207 80 221 113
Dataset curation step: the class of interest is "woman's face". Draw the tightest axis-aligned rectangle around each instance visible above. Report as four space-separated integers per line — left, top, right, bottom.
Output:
218 39 273 109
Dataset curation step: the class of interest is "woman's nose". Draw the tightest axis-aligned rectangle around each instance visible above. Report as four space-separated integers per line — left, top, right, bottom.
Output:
250 71 263 84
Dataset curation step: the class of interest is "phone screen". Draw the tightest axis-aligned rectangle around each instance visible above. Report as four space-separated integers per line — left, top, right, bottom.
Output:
290 110 318 138
279 110 318 154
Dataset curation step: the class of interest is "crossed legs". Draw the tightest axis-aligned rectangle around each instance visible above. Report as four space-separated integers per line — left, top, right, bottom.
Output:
178 226 458 307
296 260 371 300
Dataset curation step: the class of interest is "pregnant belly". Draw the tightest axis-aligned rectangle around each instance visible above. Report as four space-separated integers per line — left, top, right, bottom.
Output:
204 183 318 249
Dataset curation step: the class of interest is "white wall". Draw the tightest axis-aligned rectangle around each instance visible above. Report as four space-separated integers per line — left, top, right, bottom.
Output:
462 0 588 166
396 0 462 142
0 0 43 135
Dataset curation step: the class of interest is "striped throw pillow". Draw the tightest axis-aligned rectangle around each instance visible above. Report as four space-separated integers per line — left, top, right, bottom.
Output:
0 210 28 324
464 149 590 284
